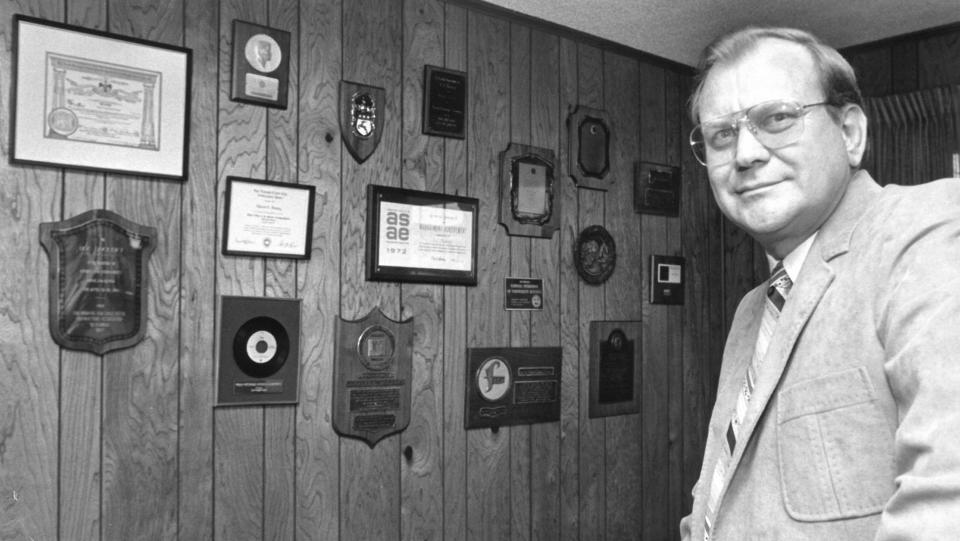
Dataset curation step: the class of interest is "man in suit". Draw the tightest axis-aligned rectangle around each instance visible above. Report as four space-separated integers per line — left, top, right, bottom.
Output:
680 26 960 540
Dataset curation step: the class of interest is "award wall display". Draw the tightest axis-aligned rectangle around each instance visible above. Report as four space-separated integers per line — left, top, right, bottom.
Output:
567 105 612 191
589 321 642 418
216 296 301 406
340 80 385 164
39 209 156 355
574 225 616 285
498 142 560 238
634 161 681 216
230 20 291 109
465 347 562 430
333 308 413 447
366 184 478 285
422 65 466 139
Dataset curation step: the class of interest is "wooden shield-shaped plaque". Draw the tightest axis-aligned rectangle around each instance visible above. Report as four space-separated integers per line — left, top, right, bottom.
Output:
39 209 157 355
333 307 413 447
340 80 385 164
567 105 612 190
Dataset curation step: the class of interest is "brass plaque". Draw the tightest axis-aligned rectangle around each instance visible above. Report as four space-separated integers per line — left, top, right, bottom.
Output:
333 308 413 447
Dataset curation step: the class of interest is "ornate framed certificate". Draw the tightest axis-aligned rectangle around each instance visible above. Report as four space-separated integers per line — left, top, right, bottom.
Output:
366 185 478 285
222 177 316 259
11 15 191 180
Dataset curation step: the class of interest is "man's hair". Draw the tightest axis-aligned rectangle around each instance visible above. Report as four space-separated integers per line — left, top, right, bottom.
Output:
688 26 863 123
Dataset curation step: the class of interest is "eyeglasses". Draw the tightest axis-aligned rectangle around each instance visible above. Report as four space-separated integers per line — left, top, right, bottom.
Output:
689 100 830 166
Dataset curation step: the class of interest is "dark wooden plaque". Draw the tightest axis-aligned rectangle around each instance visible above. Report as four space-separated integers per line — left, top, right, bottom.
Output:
422 65 466 139
589 321 642 418
216 295 301 406
567 105 612 190
340 80 385 164
230 19 291 109
465 347 562 430
39 209 156 355
498 142 560 238
333 308 413 447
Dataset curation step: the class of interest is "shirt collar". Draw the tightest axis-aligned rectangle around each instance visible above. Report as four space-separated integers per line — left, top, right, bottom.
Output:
766 232 818 282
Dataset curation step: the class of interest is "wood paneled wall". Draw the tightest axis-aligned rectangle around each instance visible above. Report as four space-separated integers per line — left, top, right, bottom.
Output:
0 0 726 539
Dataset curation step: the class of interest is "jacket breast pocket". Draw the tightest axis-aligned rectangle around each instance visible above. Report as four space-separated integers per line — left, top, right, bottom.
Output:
776 366 895 521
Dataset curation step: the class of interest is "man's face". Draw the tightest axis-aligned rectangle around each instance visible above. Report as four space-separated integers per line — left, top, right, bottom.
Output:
697 39 858 258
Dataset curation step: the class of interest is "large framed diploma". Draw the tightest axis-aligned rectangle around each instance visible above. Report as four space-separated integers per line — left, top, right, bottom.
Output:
11 15 191 180
222 176 316 259
366 185 478 285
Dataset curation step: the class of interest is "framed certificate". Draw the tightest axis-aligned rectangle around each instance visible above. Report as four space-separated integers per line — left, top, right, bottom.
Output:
366 185 478 285
11 15 191 180
222 177 315 259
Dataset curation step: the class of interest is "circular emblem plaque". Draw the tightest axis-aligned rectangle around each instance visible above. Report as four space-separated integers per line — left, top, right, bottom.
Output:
245 33 282 73
357 325 395 371
574 225 616 284
47 108 79 136
476 356 511 402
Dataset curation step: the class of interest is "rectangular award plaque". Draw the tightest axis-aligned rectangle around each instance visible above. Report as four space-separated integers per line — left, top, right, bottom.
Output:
465 347 562 430
422 65 466 139
589 321 642 418
504 277 544 310
230 20 291 109
216 295 301 406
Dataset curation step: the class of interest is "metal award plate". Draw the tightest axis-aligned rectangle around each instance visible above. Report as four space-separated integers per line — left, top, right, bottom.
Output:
567 105 611 190
340 80 385 164
498 142 560 238
422 65 467 139
634 161 681 216
39 209 156 355
465 347 562 430
589 321 642 418
334 308 413 447
574 225 616 285
216 296 301 406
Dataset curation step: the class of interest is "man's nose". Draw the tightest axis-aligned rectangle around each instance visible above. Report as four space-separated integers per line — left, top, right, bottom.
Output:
733 124 770 168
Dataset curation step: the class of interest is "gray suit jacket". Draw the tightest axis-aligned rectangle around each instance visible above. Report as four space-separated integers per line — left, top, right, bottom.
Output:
681 171 960 540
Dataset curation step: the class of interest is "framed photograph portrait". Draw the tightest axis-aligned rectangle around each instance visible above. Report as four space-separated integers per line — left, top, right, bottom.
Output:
11 15 191 180
222 177 316 259
230 20 291 109
366 185 478 285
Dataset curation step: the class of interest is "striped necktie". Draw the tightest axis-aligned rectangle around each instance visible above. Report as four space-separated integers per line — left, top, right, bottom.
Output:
703 263 792 540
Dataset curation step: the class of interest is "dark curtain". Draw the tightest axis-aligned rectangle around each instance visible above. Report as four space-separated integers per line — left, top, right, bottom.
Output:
861 85 960 186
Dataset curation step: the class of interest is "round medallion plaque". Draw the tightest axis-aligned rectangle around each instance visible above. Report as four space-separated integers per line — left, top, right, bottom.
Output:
356 325 395 371
574 225 616 284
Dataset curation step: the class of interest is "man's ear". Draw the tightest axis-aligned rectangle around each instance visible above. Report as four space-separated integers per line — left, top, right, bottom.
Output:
839 103 868 168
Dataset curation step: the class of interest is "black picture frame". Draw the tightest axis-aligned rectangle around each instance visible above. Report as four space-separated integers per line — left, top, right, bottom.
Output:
366 185 478 285
422 65 467 139
222 177 316 260
230 19 291 109
11 15 192 181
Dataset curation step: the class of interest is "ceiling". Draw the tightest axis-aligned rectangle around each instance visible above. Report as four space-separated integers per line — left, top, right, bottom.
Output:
480 0 960 67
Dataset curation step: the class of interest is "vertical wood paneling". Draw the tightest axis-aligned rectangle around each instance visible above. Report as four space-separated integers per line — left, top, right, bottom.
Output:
401 0 445 539
214 0 269 537
179 0 218 538
508 21 533 541
0 2 736 540
263 0 301 537
529 27 562 541
917 32 960 88
442 5 470 540
556 35 582 541
576 43 606 540
58 2 105 540
465 12 511 541
340 1 403 540
602 51 643 540
100 2 182 540
0 1 62 539
295 0 342 539
638 60 671 541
